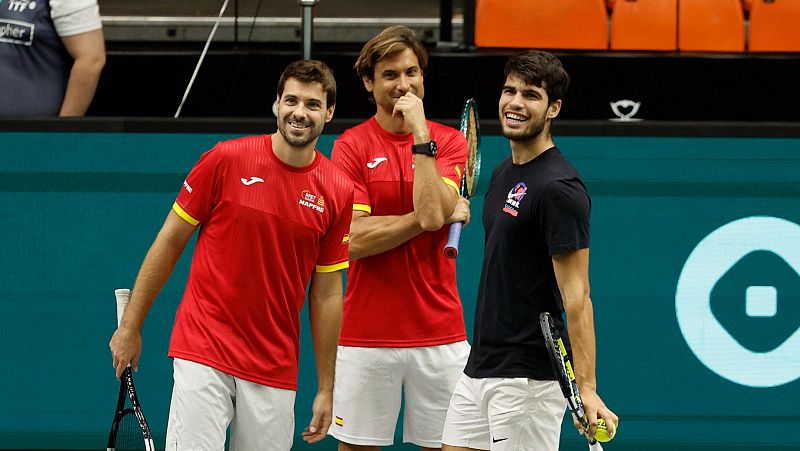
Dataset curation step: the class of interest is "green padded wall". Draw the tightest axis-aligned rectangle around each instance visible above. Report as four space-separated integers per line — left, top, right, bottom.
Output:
1 131 798 450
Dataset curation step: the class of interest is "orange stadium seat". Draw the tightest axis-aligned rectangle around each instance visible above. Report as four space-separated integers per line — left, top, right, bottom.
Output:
610 0 678 51
474 0 609 50
748 0 800 52
679 0 745 52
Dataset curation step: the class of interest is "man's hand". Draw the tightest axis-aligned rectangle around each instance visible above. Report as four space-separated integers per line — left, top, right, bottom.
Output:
446 197 471 225
575 387 618 441
392 92 429 141
301 390 333 443
109 326 142 379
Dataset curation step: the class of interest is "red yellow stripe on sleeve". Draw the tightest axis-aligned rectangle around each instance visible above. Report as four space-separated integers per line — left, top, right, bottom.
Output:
442 176 460 195
353 203 372 214
172 202 199 226
316 261 349 273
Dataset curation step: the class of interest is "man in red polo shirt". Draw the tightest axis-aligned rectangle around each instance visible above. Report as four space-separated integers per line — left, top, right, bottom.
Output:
329 26 470 451
109 60 352 450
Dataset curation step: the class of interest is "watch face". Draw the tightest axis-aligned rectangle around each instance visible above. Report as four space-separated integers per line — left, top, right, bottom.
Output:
413 141 437 156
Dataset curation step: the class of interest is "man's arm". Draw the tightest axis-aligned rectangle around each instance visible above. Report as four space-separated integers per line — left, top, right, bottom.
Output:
412 153 458 231
108 210 196 378
59 28 106 116
348 197 470 261
348 210 422 260
301 270 344 443
393 92 458 230
552 248 618 439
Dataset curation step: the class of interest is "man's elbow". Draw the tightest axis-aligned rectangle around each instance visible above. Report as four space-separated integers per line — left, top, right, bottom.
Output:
417 199 455 231
83 51 106 75
564 293 592 317
348 246 365 261
72 44 106 75
347 235 369 261
94 52 106 73
417 212 446 232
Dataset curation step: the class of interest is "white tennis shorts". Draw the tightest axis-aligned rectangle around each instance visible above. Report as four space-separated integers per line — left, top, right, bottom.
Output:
165 358 296 451
442 374 566 451
329 341 470 447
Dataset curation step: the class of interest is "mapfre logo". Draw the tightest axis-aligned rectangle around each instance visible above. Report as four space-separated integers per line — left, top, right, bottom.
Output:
299 190 325 213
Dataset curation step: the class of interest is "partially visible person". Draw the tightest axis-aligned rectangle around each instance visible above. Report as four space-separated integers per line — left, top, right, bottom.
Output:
0 0 105 116
329 25 470 451
109 60 352 450
442 50 617 451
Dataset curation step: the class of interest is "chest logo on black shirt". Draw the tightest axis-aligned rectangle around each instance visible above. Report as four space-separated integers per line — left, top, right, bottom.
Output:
299 190 325 213
0 18 33 46
502 182 528 217
6 1 38 13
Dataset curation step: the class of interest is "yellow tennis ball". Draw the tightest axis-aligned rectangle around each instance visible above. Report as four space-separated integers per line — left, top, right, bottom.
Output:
594 418 617 442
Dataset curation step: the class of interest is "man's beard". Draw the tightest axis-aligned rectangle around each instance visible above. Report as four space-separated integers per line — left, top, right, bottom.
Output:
502 114 546 142
279 117 321 148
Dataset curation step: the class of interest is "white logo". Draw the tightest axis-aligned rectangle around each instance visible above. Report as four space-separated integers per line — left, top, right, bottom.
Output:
241 176 264 186
182 180 193 193
7 0 37 12
609 99 642 122
299 190 325 213
675 216 800 387
366 157 388 169
0 19 34 45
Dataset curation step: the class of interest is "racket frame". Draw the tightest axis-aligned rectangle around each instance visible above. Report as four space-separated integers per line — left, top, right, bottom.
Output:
107 289 155 451
539 311 598 447
443 98 481 258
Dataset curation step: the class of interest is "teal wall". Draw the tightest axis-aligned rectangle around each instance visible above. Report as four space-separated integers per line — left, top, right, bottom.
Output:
1 131 799 450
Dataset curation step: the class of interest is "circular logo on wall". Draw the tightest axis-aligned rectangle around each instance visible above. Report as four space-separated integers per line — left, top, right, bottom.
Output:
675 216 800 387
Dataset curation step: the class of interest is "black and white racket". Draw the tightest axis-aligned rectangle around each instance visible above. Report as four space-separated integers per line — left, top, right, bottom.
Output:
443 98 481 258
107 288 155 451
539 312 604 451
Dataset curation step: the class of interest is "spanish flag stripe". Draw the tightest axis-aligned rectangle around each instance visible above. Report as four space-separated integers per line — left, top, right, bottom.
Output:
316 261 349 273
172 202 199 226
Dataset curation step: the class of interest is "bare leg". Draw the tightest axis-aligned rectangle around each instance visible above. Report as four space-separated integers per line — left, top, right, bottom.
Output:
441 445 479 451
338 443 380 451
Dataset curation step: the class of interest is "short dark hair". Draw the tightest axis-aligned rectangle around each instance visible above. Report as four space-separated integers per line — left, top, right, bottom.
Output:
277 59 337 108
354 25 429 80
504 50 570 105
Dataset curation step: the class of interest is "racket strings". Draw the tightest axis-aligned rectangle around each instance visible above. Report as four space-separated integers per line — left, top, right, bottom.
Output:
464 110 480 197
116 411 147 450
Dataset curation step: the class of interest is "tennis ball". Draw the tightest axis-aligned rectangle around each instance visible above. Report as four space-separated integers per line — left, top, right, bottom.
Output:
594 418 616 442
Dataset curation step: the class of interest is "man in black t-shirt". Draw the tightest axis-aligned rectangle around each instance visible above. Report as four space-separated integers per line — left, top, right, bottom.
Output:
442 50 618 450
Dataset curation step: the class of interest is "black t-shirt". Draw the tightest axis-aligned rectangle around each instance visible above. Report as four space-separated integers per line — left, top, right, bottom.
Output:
464 147 591 380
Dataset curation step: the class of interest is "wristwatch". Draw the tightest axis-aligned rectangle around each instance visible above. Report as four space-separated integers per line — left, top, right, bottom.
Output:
411 140 437 157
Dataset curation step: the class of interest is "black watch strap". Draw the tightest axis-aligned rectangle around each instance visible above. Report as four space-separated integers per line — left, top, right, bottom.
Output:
411 140 437 157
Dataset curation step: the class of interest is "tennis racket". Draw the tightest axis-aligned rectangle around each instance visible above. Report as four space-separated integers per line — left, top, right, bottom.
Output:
539 312 604 451
107 288 155 451
443 98 481 258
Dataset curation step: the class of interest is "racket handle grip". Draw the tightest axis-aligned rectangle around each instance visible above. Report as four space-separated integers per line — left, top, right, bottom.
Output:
443 221 464 259
114 288 131 327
